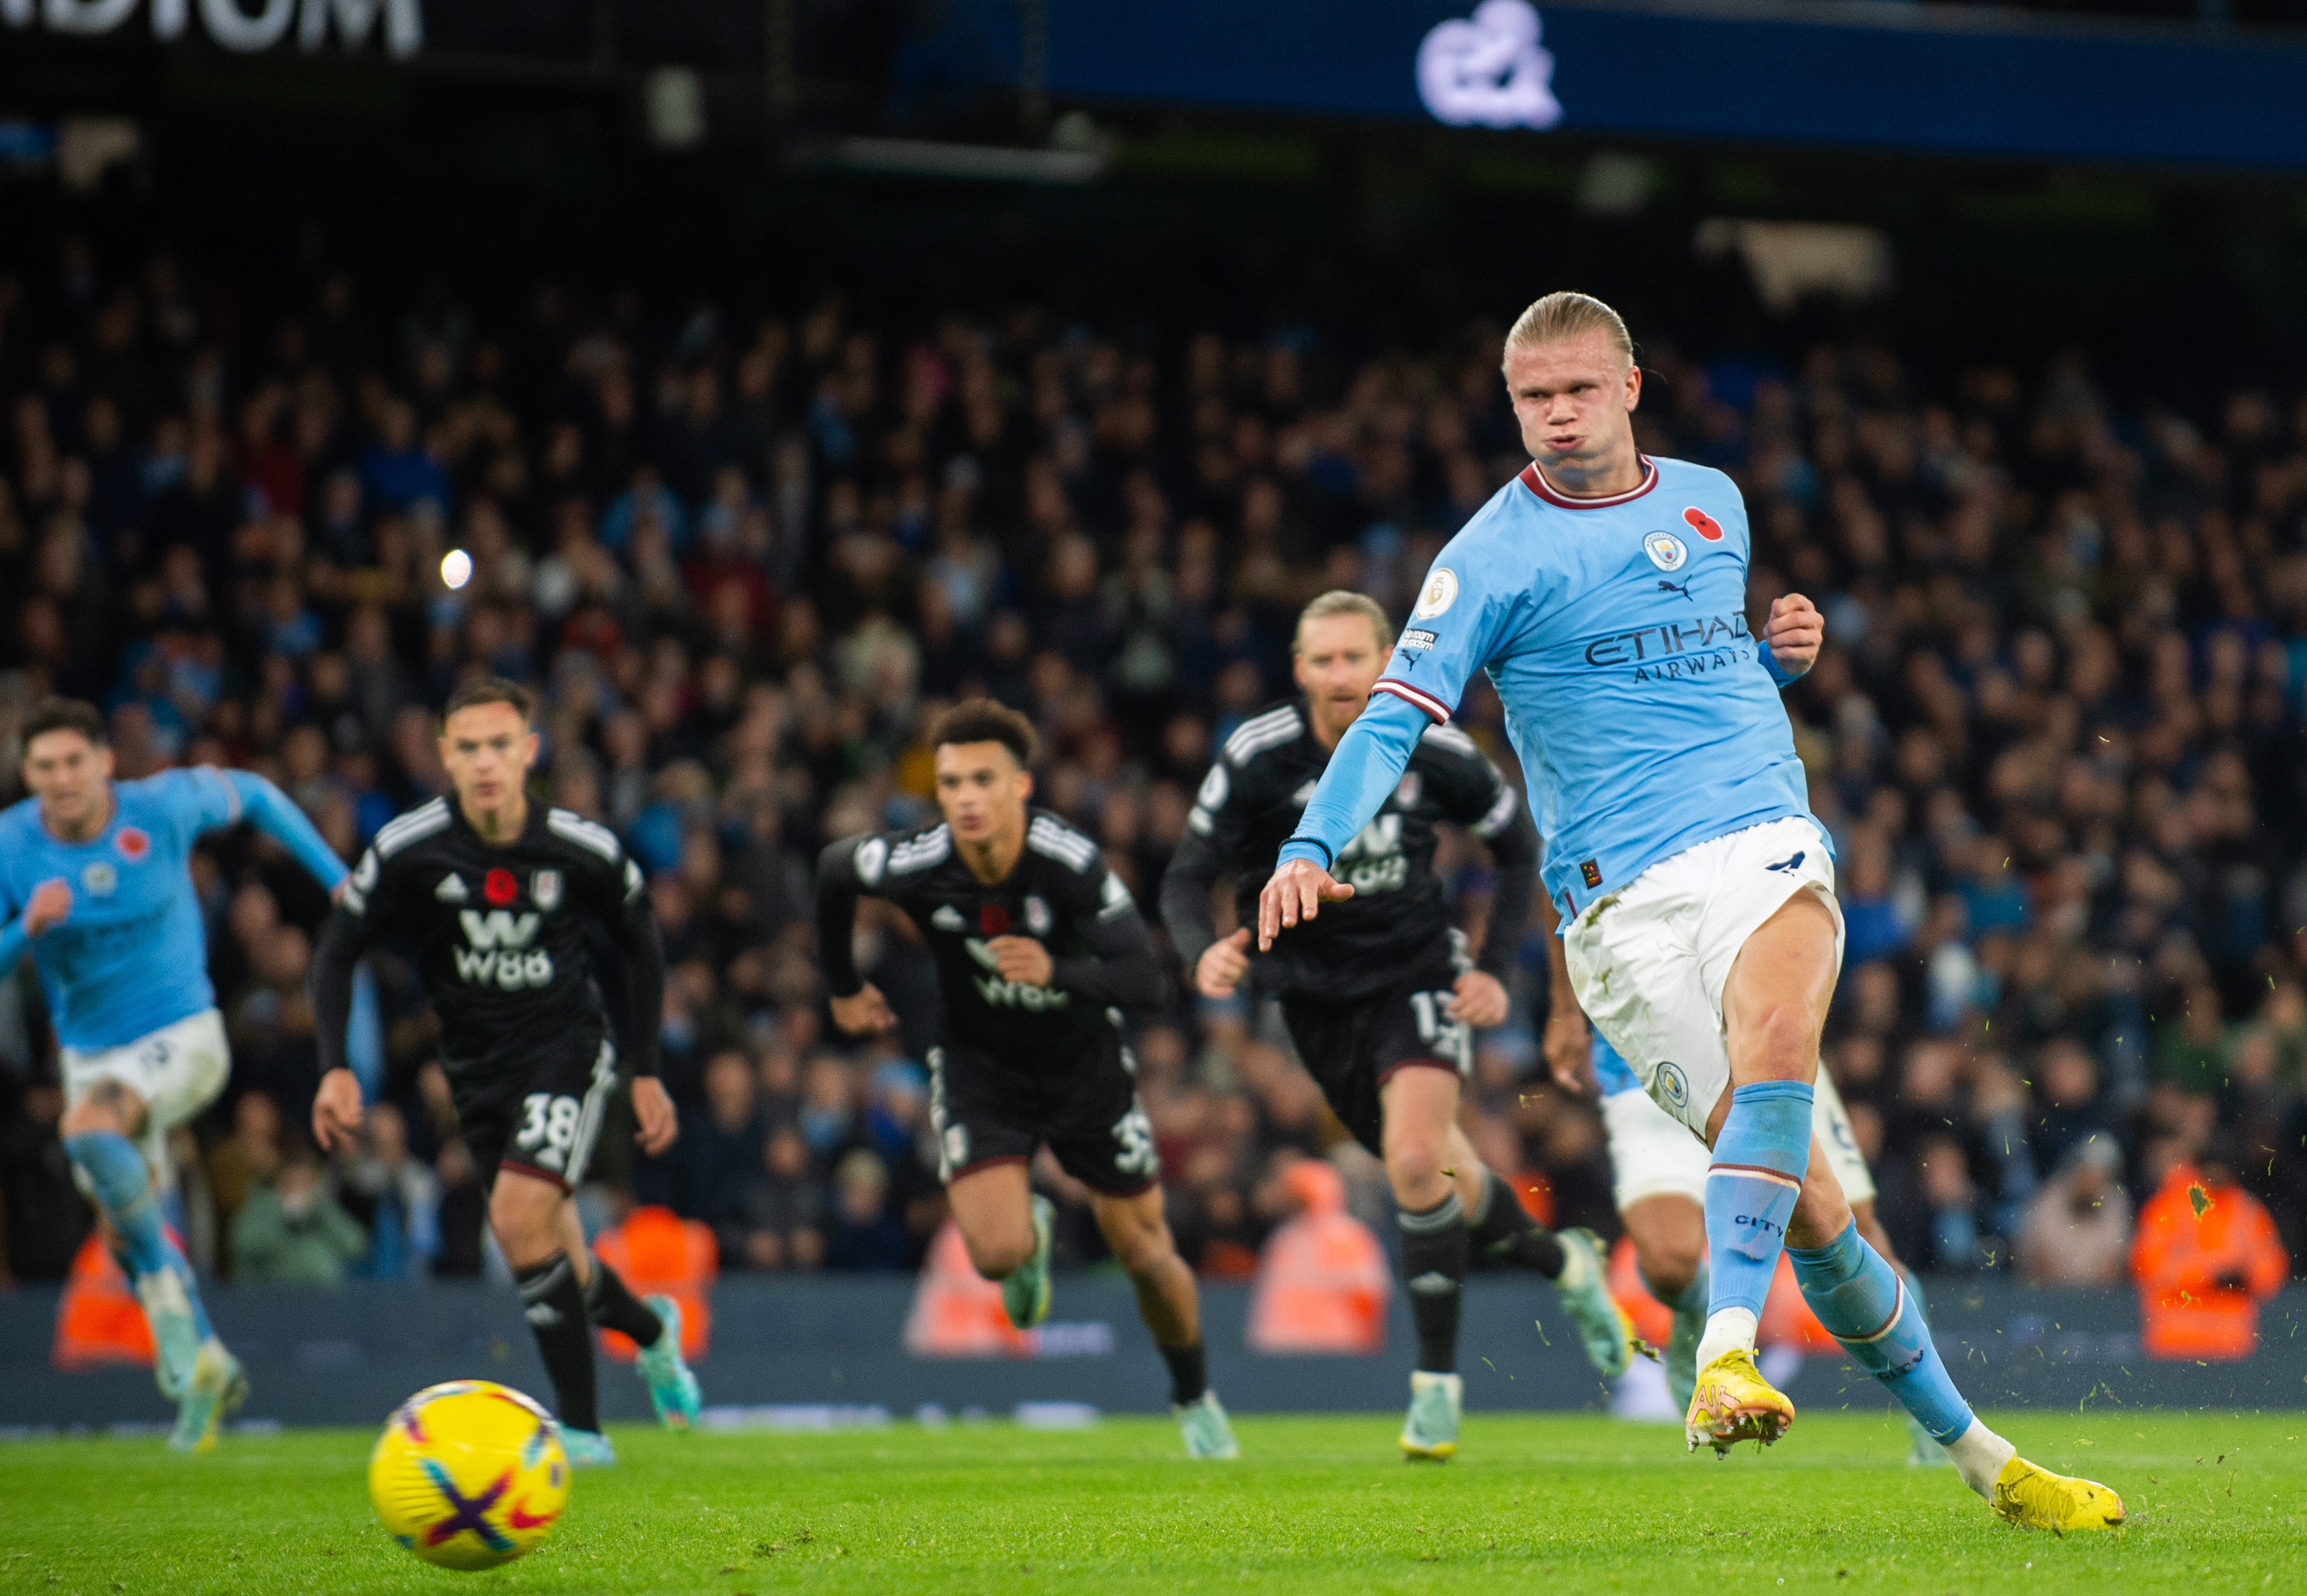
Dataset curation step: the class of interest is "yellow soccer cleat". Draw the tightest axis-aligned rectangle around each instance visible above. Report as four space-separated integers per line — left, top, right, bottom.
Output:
1684 1348 1795 1455
1990 1456 2125 1532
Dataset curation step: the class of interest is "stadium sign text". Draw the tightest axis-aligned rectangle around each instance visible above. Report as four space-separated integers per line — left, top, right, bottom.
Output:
0 0 422 59
1416 0 1560 130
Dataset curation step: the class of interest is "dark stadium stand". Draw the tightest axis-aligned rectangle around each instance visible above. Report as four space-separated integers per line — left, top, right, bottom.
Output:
0 135 2302 1310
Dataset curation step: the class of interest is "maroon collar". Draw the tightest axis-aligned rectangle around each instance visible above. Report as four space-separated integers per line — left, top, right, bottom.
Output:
1517 455 1658 509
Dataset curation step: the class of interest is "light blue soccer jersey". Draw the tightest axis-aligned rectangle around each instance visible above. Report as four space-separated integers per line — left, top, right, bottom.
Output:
1592 1031 1643 1098
0 768 346 1050
1287 455 1818 920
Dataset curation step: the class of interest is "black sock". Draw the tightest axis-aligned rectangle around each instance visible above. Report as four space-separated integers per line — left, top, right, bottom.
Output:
1466 1169 1565 1278
1160 1341 1207 1407
584 1258 664 1349
1398 1193 1468 1375
515 1252 599 1432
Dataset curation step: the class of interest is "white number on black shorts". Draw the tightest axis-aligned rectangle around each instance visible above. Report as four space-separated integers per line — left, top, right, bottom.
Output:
1110 1104 1158 1178
1407 991 1471 1072
515 1091 582 1173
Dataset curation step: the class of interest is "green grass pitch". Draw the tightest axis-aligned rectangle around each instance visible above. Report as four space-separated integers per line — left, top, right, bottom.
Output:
1 1411 2299 1594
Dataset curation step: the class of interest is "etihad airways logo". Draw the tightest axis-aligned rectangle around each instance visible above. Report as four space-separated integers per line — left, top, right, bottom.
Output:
1584 613 1760 684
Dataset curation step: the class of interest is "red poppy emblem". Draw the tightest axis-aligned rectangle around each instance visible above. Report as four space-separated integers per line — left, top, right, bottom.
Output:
979 903 1010 935
1684 506 1724 541
115 827 151 861
484 868 519 906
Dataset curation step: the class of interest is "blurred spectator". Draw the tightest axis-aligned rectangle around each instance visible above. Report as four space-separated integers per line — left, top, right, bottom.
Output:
340 1102 442 1281
2018 1139 2131 1286
823 1148 909 1271
1 193 2305 1287
229 1154 369 1286
730 1126 825 1270
205 1091 285 1236
2131 1138 2289 1359
0 1081 88 1281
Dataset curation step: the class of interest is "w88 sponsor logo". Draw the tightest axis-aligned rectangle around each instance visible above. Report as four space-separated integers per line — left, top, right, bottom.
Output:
453 910 555 989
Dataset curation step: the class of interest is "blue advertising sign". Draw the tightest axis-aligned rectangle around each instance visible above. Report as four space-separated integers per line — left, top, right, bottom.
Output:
1049 0 2307 170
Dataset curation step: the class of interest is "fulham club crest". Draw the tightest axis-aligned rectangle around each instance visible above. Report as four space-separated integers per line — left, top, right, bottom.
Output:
532 870 562 910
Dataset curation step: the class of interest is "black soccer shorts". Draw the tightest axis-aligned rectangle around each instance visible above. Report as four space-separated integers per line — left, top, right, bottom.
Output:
1279 958 1473 1156
450 1030 621 1193
925 1039 1161 1198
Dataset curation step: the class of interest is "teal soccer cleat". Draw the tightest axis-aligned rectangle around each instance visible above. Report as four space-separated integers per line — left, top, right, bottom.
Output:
560 1427 617 1467
1399 1370 1462 1461
634 1295 701 1430
1001 1195 1055 1331
1174 1388 1239 1459
1555 1229 1634 1379
167 1339 246 1453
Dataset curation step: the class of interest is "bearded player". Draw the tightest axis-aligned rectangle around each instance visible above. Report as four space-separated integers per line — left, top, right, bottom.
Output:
1162 589 1632 1461
1258 292 2118 1530
818 698 1236 1459
0 697 348 1449
310 679 700 1463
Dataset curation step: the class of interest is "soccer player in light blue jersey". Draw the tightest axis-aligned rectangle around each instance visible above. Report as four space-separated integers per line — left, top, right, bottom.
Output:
0 698 347 1451
1257 293 2119 1532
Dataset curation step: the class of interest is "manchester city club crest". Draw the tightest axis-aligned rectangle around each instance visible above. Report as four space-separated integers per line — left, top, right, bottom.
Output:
1643 530 1689 572
1655 1060 1690 1112
532 869 562 909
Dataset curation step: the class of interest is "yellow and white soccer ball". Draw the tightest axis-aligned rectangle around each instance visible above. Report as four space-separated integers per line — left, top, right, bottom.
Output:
369 1380 570 1571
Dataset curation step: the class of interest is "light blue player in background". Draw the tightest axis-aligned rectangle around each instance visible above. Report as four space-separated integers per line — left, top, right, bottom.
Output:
1258 292 2119 1531
0 697 347 1451
1562 1020 1941 1466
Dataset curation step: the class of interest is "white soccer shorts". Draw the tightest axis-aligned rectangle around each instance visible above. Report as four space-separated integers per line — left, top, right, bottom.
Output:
1602 1067 1875 1213
62 1007 231 1187
1565 815 1845 1139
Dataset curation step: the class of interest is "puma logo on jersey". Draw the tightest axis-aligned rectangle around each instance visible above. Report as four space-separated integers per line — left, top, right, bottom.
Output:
1764 851 1806 874
454 910 553 988
963 937 1071 1011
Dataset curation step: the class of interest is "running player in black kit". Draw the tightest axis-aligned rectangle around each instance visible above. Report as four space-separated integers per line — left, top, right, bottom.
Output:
816 698 1237 1459
307 678 700 1464
1161 591 1636 1460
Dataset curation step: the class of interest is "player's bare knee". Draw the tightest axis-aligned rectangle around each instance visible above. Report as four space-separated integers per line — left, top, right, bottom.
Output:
1733 1003 1818 1083
1787 1180 1852 1251
1382 1134 1448 1201
62 1081 139 1138
961 1229 1034 1280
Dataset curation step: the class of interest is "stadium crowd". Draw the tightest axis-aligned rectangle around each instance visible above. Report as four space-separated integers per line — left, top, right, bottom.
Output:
0 214 2303 1298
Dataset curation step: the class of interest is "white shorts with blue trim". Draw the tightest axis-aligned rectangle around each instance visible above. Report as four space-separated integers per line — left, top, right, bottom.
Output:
1563 815 1845 1139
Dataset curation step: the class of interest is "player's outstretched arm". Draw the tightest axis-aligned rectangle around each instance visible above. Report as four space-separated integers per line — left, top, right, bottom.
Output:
1257 689 1429 948
1534 891 1595 1096
0 879 72 976
309 910 369 1150
1047 895 1168 1010
1453 773 1539 1027
815 835 898 1034
212 768 350 892
591 858 668 1085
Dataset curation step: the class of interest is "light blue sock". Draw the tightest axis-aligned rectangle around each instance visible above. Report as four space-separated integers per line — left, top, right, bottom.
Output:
66 1131 214 1343
1789 1222 1975 1444
1702 1081 1813 1324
